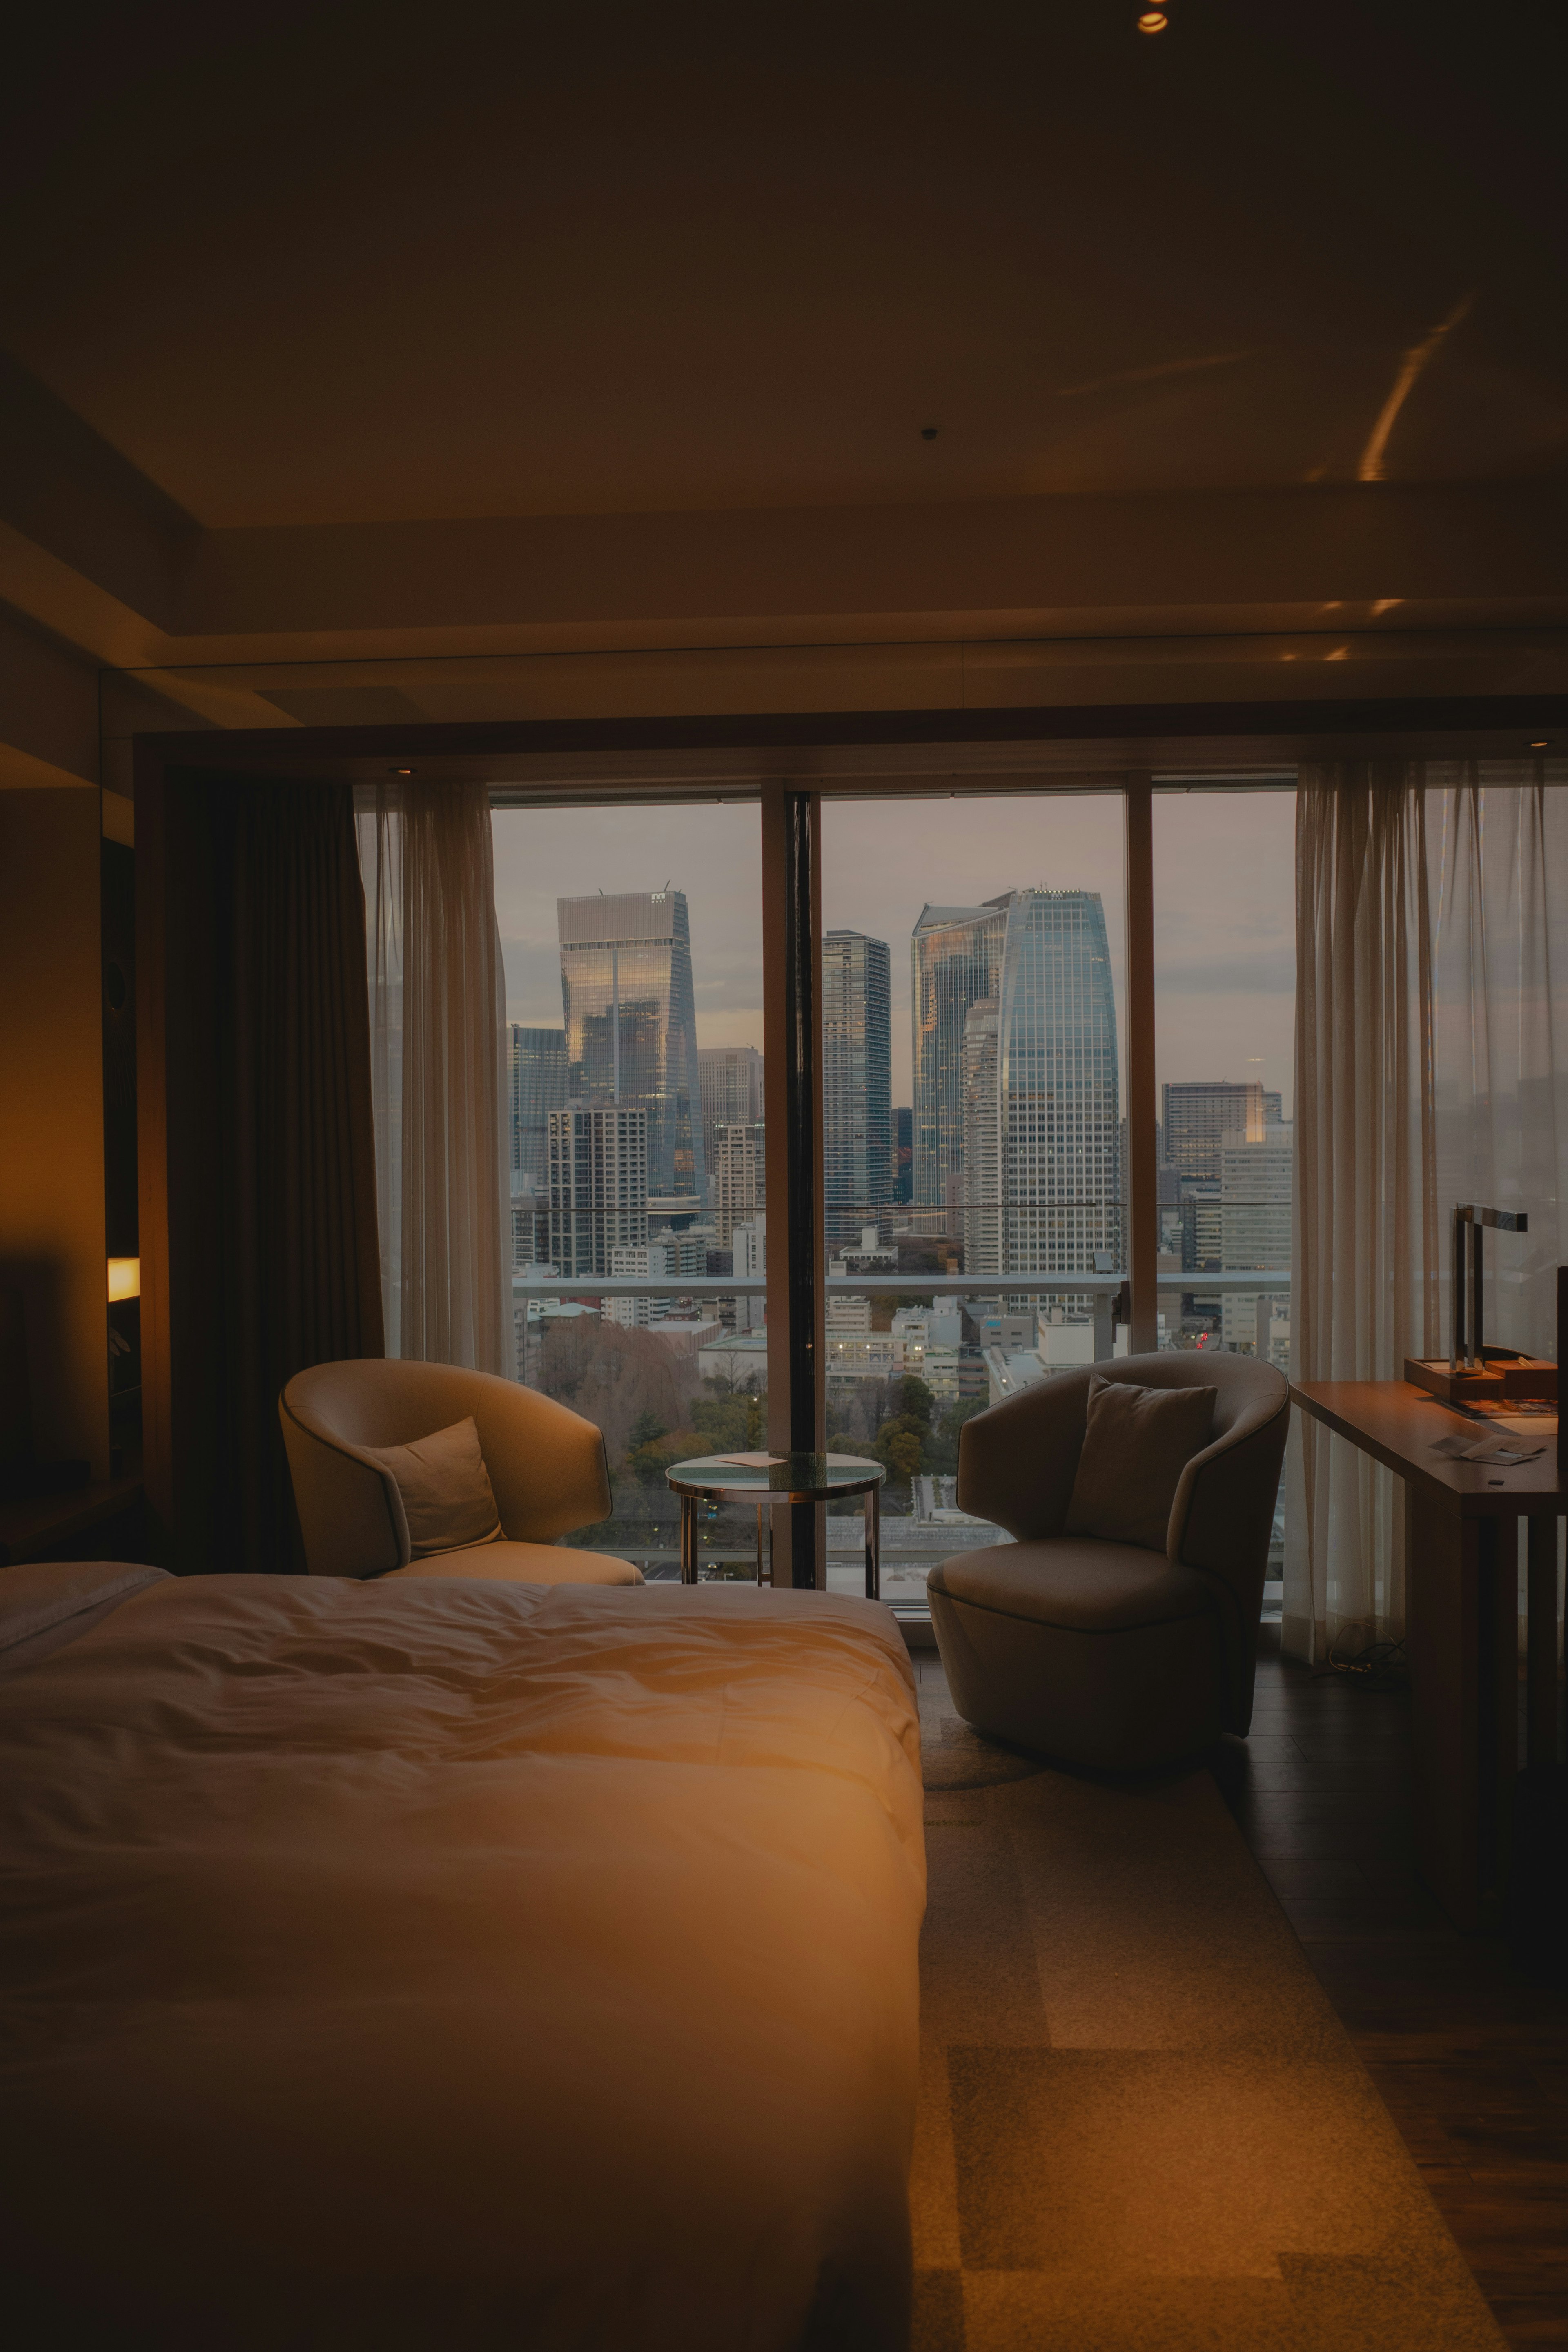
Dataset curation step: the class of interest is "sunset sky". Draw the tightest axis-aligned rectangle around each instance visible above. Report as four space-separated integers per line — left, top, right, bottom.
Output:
492 785 1296 1140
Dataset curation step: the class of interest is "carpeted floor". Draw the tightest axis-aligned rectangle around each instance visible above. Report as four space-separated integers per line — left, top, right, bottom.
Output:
911 1655 1509 2352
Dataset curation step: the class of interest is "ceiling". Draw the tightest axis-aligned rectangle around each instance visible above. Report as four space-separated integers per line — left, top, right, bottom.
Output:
3 0 1568 793
2 0 1565 532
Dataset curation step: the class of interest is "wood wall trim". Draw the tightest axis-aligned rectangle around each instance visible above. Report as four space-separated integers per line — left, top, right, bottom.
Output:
131 692 1568 779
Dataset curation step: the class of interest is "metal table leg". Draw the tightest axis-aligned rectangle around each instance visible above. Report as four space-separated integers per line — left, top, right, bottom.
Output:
755 1501 768 1587
680 1494 698 1584
864 1483 880 1601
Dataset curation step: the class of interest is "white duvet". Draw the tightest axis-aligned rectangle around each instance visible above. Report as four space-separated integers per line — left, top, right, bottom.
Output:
0 1571 925 2350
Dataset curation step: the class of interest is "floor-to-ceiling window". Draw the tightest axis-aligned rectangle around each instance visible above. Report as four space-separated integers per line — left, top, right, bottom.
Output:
491 797 765 1580
1153 780 1297 1614
818 788 1129 1606
380 769 1304 1612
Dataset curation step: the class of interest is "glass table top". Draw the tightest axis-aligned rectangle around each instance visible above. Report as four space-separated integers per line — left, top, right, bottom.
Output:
664 1451 886 1500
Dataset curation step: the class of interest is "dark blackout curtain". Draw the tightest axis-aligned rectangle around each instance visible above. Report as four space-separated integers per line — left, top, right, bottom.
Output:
163 775 383 1572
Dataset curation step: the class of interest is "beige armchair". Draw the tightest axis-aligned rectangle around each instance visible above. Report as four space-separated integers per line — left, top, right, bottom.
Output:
927 1352 1288 1770
280 1359 641 1586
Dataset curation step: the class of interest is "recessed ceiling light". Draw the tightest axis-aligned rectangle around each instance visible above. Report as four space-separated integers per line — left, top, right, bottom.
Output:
1528 739 1550 751
390 765 415 775
1138 10 1168 30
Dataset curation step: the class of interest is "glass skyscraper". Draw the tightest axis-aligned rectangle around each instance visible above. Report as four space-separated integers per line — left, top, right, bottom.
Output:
557 890 704 1203
911 898 1009 1214
508 1025 568 1183
993 889 1120 1274
924 890 1120 1274
822 929 893 1247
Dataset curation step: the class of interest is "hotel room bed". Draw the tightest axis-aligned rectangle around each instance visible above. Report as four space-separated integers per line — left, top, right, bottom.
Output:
0 1562 925 2350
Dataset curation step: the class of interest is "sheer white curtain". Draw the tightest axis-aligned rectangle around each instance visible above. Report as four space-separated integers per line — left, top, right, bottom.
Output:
1286 760 1568 1664
356 780 511 1376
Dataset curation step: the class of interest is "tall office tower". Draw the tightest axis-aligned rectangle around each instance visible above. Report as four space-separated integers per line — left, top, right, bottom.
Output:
731 1214 766 1333
951 892 1121 1278
1220 1122 1294 1348
911 898 1009 1216
822 929 893 1248
508 1025 568 1183
547 1105 649 1278
713 1120 765 1247
894 1107 913 1204
698 1046 764 1191
557 890 704 1203
960 996 1001 1276
511 1176 551 1271
1161 1080 1267 1180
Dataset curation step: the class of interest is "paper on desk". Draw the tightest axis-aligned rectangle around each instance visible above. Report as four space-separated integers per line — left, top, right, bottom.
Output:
715 1453 786 1468
1429 1432 1546 1464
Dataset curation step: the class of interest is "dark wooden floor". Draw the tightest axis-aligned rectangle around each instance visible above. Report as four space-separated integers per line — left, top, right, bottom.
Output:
1215 1640 1568 2349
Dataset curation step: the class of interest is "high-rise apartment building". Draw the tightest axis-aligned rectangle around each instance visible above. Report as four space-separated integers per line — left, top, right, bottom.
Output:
547 1105 648 1278
697 1046 763 1190
911 898 1010 1215
712 1120 765 1247
1220 1122 1294 1348
731 1214 766 1334
508 1025 568 1183
557 890 704 1203
1161 1080 1267 1180
822 929 893 1247
511 1176 551 1271
606 1232 705 1326
948 891 1120 1277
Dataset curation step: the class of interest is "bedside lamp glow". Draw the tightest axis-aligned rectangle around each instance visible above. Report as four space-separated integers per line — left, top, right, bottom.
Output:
107 1258 141 1303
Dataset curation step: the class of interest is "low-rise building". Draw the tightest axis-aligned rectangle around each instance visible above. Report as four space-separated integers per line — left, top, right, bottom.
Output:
826 1294 872 1332
647 1311 726 1359
696 1329 770 1388
824 1331 902 1384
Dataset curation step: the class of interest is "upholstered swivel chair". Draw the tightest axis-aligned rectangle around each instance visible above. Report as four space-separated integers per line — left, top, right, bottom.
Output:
280 1359 641 1586
927 1353 1288 1770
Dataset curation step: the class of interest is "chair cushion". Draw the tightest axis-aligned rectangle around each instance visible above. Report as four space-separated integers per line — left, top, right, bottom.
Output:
1063 1372 1216 1552
383 1541 643 1587
363 1415 503 1558
928 1539 1216 1633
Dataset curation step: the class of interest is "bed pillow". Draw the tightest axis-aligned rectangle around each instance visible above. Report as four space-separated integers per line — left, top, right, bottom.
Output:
1063 1373 1217 1553
365 1416 504 1559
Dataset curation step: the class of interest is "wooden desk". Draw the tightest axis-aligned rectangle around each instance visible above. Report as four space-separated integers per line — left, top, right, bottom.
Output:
1291 1380 1562 1931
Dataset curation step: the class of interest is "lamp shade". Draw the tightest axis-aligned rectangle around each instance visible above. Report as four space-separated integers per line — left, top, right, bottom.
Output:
107 1258 141 1303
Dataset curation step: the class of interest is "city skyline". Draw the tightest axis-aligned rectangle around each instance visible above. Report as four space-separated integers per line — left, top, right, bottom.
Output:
492 789 1296 1132
557 888 705 1202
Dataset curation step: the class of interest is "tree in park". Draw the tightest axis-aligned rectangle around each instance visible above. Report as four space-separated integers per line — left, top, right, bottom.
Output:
536 1319 698 1466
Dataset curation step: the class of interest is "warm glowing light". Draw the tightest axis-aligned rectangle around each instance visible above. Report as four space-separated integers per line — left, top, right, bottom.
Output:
108 1257 140 1303
1530 739 1550 751
1138 10 1168 29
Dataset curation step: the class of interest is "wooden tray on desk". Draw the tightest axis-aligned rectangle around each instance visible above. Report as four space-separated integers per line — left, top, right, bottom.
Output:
1404 1353 1557 1405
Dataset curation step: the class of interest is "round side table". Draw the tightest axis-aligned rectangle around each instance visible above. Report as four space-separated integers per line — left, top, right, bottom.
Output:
663 1452 886 1598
